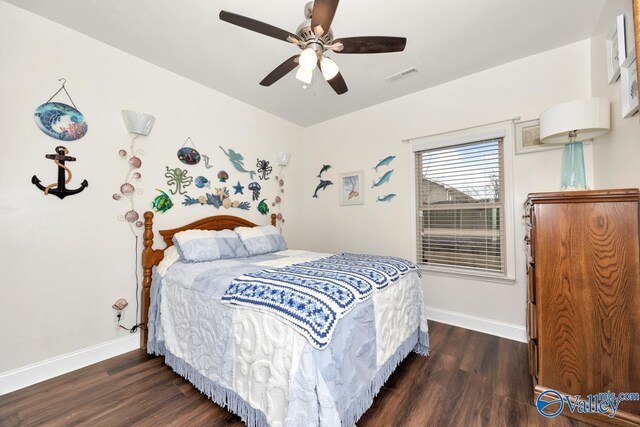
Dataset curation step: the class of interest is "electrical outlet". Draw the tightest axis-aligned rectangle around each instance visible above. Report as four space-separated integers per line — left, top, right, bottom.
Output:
113 310 123 323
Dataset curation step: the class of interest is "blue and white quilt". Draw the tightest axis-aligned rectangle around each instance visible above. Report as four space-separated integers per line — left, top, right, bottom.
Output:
148 249 428 427
221 253 421 350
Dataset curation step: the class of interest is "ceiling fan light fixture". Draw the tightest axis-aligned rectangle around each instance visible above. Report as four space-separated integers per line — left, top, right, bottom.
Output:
320 56 339 81
296 67 313 84
299 47 318 71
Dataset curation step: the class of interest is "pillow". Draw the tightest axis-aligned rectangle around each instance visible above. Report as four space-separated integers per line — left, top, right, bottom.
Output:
157 245 180 276
172 229 248 263
234 225 287 256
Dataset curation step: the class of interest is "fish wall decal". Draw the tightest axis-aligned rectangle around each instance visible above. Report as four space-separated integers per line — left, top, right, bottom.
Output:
152 189 174 212
372 156 395 172
372 170 394 188
317 164 331 178
313 180 333 198
377 193 397 202
257 199 269 215
194 176 210 188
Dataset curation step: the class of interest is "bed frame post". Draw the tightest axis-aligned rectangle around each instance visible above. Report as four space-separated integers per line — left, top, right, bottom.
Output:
140 211 155 349
271 213 276 227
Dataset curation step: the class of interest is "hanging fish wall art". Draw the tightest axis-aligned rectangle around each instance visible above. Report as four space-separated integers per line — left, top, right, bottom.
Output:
177 137 201 165
34 79 88 141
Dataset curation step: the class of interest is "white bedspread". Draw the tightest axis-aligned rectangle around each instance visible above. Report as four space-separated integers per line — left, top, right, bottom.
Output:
154 250 428 426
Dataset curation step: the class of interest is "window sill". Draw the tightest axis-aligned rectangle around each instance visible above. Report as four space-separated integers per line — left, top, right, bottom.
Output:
419 265 516 285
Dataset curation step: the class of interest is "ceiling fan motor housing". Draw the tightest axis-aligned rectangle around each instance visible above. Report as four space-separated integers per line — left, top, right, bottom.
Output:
296 19 334 48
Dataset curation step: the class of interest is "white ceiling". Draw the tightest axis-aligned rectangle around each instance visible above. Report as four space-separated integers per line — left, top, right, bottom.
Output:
7 0 606 127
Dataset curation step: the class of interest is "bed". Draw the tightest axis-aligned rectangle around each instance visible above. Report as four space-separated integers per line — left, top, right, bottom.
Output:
141 211 429 427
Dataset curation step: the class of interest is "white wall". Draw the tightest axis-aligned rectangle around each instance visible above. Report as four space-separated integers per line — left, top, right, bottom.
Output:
0 2 304 374
0 0 607 384
590 0 640 188
301 41 593 333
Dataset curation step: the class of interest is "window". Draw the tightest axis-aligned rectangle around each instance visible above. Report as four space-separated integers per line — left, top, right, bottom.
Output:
414 134 508 276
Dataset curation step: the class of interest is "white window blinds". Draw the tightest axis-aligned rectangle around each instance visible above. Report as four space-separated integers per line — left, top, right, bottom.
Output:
415 138 505 274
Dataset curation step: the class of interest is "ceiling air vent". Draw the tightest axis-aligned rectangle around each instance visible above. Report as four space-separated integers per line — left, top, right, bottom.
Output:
385 67 418 82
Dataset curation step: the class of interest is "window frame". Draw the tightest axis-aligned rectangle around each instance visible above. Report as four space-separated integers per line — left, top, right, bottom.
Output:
409 121 516 283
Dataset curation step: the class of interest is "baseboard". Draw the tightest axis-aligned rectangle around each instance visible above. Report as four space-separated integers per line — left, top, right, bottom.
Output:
0 334 140 396
0 310 524 396
426 306 527 343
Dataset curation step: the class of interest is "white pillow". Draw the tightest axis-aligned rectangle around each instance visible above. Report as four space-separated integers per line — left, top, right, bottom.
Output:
157 245 179 277
234 225 287 256
172 229 248 263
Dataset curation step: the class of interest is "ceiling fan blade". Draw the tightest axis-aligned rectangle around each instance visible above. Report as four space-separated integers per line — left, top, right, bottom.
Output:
311 0 340 36
260 55 300 86
326 72 348 95
220 10 297 43
333 36 407 54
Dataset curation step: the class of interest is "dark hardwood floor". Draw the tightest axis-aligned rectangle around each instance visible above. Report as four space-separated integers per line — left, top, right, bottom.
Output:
0 321 592 426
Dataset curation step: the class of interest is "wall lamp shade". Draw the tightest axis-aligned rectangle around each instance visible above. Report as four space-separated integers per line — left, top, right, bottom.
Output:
121 110 155 136
539 98 610 190
276 151 290 166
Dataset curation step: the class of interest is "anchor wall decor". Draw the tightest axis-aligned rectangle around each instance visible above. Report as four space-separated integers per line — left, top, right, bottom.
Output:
32 146 88 199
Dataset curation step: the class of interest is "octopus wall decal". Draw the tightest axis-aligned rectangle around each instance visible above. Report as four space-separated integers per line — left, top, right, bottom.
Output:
165 166 193 195
256 158 273 180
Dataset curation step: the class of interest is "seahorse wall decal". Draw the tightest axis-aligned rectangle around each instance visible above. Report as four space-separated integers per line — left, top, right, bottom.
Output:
219 145 256 180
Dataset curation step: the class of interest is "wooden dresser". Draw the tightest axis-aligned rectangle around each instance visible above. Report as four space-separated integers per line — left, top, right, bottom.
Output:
525 189 640 426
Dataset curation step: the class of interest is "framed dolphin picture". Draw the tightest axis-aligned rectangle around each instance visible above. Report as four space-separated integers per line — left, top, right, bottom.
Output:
339 170 364 206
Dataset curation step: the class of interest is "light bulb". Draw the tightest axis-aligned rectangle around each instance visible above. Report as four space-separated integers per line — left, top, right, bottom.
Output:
299 47 318 71
296 67 313 84
320 56 339 81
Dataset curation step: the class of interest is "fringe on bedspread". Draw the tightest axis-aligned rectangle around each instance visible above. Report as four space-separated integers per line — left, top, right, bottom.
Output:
164 349 270 427
150 327 428 427
147 337 165 357
340 329 429 427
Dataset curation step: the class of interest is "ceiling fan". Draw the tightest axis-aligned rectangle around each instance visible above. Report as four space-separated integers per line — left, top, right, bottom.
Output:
219 0 407 95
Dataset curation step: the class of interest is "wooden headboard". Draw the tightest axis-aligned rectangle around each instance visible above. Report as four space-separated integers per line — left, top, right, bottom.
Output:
140 211 277 348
